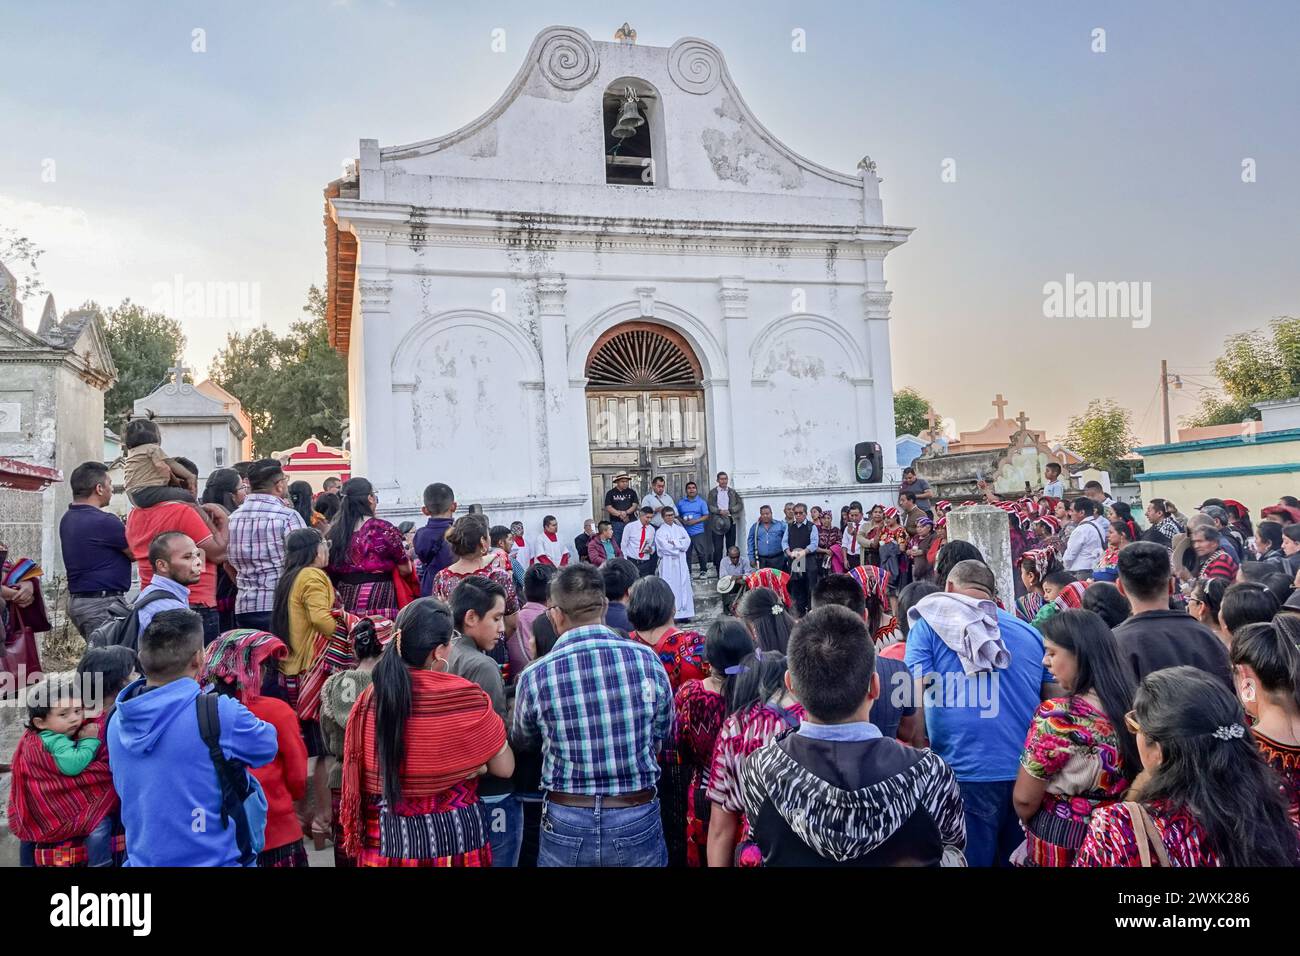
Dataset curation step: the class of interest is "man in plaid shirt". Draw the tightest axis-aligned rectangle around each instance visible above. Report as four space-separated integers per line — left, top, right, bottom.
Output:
226 459 305 631
512 563 674 866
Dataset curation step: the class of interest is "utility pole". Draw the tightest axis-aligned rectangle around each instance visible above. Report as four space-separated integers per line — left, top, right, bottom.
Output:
1160 359 1172 444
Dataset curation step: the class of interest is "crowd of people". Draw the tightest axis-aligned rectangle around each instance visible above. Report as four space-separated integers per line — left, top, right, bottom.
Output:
5 426 1300 868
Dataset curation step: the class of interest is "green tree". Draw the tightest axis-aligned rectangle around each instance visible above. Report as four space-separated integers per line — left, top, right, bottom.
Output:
1065 399 1136 474
1182 316 1300 427
894 387 937 438
1180 393 1259 429
97 300 188 430
209 286 347 456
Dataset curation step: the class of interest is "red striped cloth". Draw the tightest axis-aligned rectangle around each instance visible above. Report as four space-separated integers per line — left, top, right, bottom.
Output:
340 668 505 858
746 568 792 608
7 719 117 844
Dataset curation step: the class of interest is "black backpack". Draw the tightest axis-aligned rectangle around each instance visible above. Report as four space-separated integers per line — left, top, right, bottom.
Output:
87 591 175 650
195 694 268 866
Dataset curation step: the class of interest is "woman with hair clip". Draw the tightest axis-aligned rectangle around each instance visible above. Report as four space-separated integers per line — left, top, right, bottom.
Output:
326 477 413 620
1017 547 1061 622
1013 610 1139 866
1075 666 1300 867
1187 576 1231 647
340 598 513 867
736 586 796 654
319 616 389 866
272 526 350 847
1230 622 1300 825
288 481 315 527
669 619 753 867
705 650 805 867
203 468 246 631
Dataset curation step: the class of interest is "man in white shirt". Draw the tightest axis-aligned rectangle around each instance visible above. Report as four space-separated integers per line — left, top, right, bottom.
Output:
1062 497 1110 575
641 476 676 529
621 507 658 577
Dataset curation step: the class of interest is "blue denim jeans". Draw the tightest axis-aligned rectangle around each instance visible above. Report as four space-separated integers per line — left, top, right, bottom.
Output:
482 793 523 868
538 796 668 867
957 779 1021 867
86 816 115 867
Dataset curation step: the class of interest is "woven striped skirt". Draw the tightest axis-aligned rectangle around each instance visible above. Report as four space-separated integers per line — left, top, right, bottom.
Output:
357 788 492 868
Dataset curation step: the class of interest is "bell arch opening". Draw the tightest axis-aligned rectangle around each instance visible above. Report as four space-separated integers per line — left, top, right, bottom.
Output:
602 77 661 187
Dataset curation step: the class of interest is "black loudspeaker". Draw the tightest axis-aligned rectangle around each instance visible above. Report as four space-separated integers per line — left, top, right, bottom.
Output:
854 442 883 483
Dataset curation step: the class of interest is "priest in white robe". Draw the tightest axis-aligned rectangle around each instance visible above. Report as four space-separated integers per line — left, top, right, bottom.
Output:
655 506 695 620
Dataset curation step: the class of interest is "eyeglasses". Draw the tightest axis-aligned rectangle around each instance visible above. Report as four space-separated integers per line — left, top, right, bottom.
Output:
1124 709 1142 735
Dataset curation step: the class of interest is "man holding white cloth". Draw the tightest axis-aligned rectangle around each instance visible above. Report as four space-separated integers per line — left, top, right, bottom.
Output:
903 559 1058 867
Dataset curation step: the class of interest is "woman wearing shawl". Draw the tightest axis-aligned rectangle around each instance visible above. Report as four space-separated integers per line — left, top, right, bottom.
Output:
856 504 886 568
819 510 845 575
326 477 414 620
319 616 390 866
8 674 121 867
906 515 942 584
1 548 46 690
530 515 571 568
272 526 359 848
1017 547 1062 622
340 598 513 867
201 629 310 867
877 507 909 589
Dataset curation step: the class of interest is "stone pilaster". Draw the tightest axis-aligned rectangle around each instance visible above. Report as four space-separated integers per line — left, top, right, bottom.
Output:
536 273 582 495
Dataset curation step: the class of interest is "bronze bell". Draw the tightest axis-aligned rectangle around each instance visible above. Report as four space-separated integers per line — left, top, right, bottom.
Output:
610 89 645 140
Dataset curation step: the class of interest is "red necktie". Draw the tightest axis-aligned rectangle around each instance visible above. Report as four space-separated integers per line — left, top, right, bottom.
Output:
640 526 647 557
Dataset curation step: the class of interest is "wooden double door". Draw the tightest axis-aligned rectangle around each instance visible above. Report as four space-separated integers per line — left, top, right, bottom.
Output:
587 389 708 520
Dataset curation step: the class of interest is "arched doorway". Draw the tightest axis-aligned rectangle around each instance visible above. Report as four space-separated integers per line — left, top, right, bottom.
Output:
585 322 708 518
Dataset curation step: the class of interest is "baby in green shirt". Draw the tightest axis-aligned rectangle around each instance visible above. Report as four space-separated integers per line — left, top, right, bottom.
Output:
11 673 116 866
29 680 101 774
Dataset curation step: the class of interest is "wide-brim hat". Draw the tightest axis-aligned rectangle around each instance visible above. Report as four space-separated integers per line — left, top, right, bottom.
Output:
717 575 743 595
613 473 632 482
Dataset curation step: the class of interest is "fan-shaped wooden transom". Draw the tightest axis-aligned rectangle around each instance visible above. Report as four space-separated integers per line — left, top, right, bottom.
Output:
586 325 701 390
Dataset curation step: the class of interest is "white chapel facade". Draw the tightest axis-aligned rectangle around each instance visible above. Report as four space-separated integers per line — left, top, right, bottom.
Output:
325 24 910 532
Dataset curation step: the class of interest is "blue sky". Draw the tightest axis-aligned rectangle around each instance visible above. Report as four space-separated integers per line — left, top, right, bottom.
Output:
2 0 1296 444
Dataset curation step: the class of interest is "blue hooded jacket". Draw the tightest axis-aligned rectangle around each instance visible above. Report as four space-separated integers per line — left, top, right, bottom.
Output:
108 677 278 867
